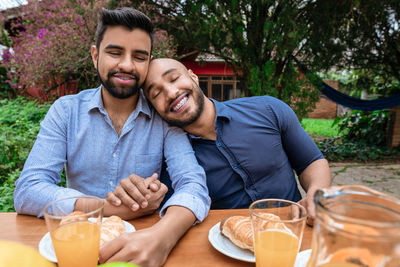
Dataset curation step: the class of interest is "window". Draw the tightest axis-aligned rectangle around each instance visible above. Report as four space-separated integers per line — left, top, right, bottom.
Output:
198 76 242 101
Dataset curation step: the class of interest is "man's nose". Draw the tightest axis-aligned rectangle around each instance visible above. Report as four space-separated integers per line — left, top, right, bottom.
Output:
118 55 135 72
165 84 179 100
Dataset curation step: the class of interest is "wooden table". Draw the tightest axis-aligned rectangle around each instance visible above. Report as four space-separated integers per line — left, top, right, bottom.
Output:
0 210 313 266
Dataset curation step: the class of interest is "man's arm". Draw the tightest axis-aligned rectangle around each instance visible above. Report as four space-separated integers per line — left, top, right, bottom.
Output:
269 98 332 224
14 99 82 217
298 158 332 225
99 206 195 267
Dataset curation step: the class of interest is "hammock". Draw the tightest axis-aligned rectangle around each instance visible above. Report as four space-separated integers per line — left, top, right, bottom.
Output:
291 56 400 111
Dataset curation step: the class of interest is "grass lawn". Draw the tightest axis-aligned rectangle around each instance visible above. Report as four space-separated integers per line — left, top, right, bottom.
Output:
301 118 340 138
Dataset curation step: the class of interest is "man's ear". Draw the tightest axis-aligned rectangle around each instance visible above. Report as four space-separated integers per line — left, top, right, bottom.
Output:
91 45 98 69
188 69 199 83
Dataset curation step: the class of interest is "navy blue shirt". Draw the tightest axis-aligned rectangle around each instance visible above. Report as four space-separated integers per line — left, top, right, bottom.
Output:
161 96 324 209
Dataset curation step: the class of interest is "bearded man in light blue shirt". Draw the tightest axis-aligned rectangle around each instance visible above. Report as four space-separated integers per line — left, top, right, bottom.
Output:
13 7 210 267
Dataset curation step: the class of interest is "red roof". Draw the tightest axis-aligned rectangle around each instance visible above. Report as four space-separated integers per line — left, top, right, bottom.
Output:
182 61 235 76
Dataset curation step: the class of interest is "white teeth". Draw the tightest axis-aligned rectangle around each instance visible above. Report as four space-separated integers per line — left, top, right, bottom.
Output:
119 77 132 80
172 96 188 111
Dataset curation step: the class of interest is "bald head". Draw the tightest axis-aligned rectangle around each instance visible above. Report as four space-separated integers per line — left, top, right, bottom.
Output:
144 58 192 94
142 57 205 128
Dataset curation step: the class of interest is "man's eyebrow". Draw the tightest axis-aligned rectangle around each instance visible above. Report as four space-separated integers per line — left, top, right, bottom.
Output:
146 68 178 93
162 68 177 77
104 44 123 50
104 45 149 56
135 49 150 56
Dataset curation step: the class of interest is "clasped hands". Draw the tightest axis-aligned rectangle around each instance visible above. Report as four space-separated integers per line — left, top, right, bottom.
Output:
106 173 167 217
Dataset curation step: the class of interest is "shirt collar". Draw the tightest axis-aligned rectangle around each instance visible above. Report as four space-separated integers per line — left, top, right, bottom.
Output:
87 86 152 119
210 98 231 121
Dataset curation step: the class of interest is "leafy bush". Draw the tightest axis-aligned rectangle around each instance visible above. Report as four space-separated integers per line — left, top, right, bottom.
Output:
0 63 13 99
317 137 399 162
0 97 51 211
0 169 19 212
317 110 400 161
334 110 388 146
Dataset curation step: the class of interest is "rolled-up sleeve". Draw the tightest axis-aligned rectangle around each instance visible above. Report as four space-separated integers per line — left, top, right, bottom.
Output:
159 125 211 223
14 100 83 217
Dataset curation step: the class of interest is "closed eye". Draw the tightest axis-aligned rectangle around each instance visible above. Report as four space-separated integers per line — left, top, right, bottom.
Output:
108 51 121 56
152 90 161 99
170 75 180 82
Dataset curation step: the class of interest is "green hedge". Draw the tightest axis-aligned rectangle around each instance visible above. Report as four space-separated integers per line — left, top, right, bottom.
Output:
0 97 51 212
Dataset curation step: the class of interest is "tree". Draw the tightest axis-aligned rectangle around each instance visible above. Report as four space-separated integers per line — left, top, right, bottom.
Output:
303 0 400 97
127 0 399 117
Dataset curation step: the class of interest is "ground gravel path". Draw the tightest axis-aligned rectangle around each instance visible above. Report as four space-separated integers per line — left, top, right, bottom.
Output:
297 162 400 199
329 162 400 198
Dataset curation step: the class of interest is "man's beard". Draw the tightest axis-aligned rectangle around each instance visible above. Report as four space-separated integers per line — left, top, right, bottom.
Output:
97 69 141 99
165 82 204 128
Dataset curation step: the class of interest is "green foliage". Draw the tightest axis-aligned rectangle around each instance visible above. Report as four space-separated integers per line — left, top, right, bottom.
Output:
0 98 51 211
315 110 399 162
320 69 400 98
135 0 399 116
0 169 19 212
301 118 339 138
0 63 13 99
334 110 388 146
0 97 50 177
317 138 400 162
138 0 320 118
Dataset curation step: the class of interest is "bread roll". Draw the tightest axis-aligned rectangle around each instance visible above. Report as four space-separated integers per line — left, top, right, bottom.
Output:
219 213 283 252
220 216 254 251
100 215 125 246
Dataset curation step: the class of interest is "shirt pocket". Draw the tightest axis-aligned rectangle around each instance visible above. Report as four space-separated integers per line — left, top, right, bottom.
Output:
134 154 163 178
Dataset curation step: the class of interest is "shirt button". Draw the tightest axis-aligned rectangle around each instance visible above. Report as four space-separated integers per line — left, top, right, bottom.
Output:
233 164 238 169
109 181 113 186
112 153 117 158
216 142 222 147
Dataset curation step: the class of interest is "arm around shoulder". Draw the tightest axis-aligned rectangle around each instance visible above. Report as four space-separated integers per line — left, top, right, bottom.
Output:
161 125 211 223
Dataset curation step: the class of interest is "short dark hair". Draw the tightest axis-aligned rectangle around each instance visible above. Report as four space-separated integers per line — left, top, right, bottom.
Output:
95 7 154 50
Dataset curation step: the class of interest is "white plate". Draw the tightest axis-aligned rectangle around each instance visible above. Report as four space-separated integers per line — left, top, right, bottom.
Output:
38 218 135 263
208 222 311 266
208 222 255 262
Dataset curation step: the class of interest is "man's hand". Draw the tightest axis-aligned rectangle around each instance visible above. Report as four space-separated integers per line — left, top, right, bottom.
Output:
106 173 167 212
99 227 171 267
99 206 195 267
298 158 332 226
298 187 318 226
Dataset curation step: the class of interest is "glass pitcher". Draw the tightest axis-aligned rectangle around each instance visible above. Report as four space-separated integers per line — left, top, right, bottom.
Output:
306 185 400 267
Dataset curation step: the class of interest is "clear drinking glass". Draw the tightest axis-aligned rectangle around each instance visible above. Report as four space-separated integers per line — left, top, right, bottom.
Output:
306 185 400 267
250 199 308 267
43 195 104 267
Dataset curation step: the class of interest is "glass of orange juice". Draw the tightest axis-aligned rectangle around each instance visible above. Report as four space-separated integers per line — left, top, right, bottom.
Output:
250 199 307 267
43 195 104 267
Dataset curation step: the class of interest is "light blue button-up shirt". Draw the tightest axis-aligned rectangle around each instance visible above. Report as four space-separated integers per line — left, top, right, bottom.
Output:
14 87 210 220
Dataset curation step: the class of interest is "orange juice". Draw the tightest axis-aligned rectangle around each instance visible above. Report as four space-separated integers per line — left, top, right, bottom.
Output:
254 229 299 267
51 221 100 267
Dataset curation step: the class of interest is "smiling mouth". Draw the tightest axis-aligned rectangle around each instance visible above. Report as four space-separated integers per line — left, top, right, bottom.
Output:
170 94 189 112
